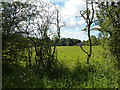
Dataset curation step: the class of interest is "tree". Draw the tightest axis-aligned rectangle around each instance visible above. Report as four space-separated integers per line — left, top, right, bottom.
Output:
2 2 33 65
58 38 67 46
91 35 97 46
96 1 120 87
2 1 61 73
66 38 73 46
19 1 61 72
53 38 81 46
79 1 95 64
51 7 67 60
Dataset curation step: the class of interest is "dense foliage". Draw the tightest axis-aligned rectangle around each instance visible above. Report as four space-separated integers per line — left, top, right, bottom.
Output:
52 38 81 46
2 1 61 78
96 2 120 86
2 2 33 68
1 1 120 88
83 35 101 46
3 46 119 88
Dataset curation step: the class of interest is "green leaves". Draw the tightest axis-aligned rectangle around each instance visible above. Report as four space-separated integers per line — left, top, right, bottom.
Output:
96 2 120 86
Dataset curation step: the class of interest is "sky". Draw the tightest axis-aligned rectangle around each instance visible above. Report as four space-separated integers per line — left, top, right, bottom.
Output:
11 0 100 41
50 0 100 41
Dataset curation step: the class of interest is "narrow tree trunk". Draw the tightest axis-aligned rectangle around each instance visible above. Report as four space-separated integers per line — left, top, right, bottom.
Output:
87 25 92 64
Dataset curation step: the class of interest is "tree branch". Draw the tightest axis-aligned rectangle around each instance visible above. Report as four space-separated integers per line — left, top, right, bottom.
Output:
80 45 89 55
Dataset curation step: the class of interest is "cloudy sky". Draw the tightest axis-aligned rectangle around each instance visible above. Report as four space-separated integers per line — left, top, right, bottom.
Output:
11 0 100 41
50 0 99 41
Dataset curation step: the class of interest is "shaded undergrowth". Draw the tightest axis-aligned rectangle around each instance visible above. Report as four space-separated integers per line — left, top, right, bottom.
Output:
3 59 119 88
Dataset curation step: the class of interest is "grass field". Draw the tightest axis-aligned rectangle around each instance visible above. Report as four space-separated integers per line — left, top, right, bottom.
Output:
57 46 104 68
3 46 119 88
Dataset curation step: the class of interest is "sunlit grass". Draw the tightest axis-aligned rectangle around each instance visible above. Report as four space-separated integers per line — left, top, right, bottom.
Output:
57 46 104 68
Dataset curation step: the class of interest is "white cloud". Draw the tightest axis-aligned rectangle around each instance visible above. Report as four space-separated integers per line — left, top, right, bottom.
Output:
58 0 87 41
59 0 86 24
11 0 98 41
12 0 50 3
92 25 101 29
58 0 100 41
64 0 85 15
61 30 88 41
50 0 69 2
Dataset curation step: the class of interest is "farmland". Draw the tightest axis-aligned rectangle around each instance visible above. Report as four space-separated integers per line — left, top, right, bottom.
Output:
57 46 104 67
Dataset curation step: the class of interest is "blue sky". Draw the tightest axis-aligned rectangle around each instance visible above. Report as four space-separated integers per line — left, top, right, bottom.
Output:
50 0 100 41
12 0 100 41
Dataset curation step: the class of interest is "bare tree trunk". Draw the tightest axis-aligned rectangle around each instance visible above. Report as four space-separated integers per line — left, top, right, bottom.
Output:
87 24 92 64
79 1 94 64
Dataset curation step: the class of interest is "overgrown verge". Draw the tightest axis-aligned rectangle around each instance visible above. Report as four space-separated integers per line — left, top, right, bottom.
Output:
3 59 119 88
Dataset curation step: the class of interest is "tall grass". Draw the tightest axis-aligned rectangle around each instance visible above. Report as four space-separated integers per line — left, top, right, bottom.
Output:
3 46 119 88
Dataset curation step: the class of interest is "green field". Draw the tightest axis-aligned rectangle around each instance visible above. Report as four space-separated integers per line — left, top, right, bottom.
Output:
3 46 119 88
56 46 118 88
57 46 104 67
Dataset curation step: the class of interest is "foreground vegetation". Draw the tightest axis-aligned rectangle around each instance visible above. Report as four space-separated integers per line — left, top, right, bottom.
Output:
3 46 119 88
2 1 120 88
57 46 103 67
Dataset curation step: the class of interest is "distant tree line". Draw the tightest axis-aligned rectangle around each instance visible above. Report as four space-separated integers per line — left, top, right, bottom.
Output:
52 38 81 46
82 35 102 46
51 35 102 46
